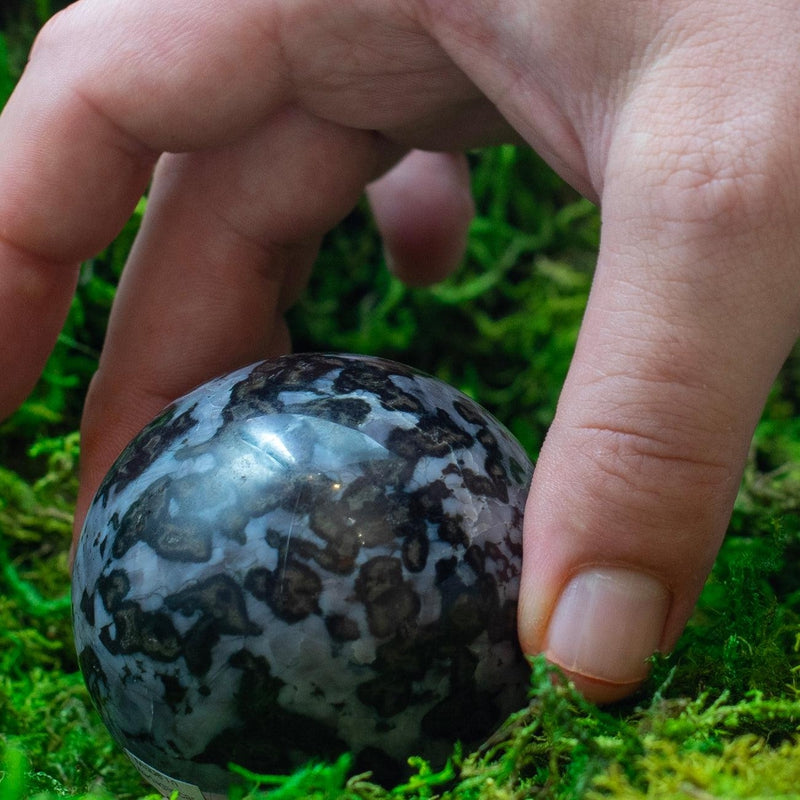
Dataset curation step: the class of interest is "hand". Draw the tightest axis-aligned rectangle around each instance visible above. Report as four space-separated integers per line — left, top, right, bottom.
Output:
2 0 799 703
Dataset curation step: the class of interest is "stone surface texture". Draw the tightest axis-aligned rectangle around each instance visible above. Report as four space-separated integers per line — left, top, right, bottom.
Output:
72 353 533 794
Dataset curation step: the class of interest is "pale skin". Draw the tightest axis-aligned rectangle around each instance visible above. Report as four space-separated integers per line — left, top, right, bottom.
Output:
2 0 800 703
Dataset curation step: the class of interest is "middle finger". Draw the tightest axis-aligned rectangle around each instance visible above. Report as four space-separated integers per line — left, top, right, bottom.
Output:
77 108 397 522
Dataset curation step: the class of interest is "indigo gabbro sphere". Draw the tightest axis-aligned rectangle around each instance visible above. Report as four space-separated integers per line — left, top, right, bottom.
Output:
72 353 533 798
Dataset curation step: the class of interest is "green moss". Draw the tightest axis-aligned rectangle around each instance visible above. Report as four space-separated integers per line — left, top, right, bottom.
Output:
590 733 800 798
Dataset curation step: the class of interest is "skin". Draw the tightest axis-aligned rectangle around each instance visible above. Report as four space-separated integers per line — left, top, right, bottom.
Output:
2 0 800 703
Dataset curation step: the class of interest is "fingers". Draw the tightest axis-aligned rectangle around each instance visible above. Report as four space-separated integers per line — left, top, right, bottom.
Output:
0 0 505 427
6 0 500 549
518 85 800 702
0 242 79 420
27 0 499 151
519 261 794 701
27 0 291 151
0 27 155 419
75 109 393 535
366 151 474 286
0 0 279 420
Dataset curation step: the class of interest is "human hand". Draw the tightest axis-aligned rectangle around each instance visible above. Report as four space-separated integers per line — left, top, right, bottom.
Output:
2 0 799 704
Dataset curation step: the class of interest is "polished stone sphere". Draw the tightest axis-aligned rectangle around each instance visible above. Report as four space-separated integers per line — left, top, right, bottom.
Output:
72 353 533 798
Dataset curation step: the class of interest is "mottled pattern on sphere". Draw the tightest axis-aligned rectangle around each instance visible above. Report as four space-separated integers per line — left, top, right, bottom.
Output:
72 354 533 796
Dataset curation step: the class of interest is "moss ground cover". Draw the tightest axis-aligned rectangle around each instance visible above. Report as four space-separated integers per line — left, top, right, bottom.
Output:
2 5 800 798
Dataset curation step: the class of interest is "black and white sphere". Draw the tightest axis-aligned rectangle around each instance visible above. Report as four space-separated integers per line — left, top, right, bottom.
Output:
72 353 533 798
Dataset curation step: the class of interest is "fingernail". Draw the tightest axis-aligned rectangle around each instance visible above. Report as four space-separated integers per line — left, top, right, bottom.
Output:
545 567 670 686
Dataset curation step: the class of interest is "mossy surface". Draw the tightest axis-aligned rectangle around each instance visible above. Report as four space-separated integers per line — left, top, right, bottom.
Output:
2 6 800 799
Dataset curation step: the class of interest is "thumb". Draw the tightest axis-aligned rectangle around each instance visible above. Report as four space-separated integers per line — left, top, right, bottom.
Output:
518 123 800 703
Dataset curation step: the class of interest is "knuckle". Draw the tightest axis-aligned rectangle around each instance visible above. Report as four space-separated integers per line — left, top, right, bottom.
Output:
568 419 740 527
29 4 81 63
579 422 731 487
